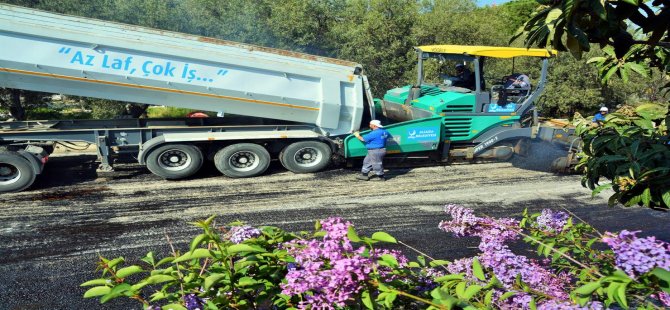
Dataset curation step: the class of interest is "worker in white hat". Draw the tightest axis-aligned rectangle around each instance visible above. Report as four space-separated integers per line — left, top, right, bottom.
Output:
592 106 608 126
352 120 389 181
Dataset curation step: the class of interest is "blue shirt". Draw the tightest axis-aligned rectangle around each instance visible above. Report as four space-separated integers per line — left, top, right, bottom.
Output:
593 113 606 122
362 128 389 149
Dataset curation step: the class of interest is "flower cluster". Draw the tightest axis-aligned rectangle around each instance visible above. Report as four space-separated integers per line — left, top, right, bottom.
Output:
602 230 670 278
441 206 571 305
281 217 373 309
535 209 570 233
439 204 519 249
227 225 261 244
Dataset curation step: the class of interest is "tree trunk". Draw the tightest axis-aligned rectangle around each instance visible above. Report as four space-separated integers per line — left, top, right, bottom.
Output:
9 89 26 121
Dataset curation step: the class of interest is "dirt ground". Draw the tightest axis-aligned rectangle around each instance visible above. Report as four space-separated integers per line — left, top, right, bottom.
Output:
1 141 668 309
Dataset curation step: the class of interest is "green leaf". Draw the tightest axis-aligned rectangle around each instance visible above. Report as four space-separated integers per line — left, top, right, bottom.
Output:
204 273 227 291
237 276 258 287
651 267 670 293
80 278 110 287
380 254 399 267
145 274 176 284
574 281 601 296
384 291 397 308
615 282 628 308
100 283 131 303
641 188 652 206
498 291 516 301
190 233 208 253
173 248 213 263
407 262 421 268
161 304 187 310
107 257 125 269
227 244 266 254
83 286 111 298
472 258 485 281
361 290 374 310
429 259 450 267
529 297 537 310
155 256 175 267
347 226 361 242
203 215 216 226
115 265 144 279
455 282 466 298
624 62 649 78
141 252 155 266
371 231 397 243
435 274 464 282
607 282 620 303
484 290 494 305
462 285 482 300
417 256 426 266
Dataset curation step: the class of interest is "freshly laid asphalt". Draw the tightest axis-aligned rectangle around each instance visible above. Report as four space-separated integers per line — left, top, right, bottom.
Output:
1 144 668 309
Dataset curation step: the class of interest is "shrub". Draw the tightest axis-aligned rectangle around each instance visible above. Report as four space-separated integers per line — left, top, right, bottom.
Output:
82 206 670 309
574 103 670 210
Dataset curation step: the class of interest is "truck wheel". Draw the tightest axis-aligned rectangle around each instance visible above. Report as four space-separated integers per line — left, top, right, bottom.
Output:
279 141 332 173
0 151 37 193
146 144 203 180
214 143 270 178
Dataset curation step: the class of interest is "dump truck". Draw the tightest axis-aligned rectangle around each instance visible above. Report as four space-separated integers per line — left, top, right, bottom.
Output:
0 4 573 193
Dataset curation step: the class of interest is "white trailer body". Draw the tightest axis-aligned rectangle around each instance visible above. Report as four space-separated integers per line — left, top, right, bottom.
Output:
0 4 376 193
0 4 373 136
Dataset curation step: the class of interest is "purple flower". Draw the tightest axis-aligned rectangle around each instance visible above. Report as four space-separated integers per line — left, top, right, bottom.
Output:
440 205 570 300
536 209 570 233
183 293 205 310
227 225 261 244
281 217 373 309
602 230 670 278
538 300 604 310
658 292 670 307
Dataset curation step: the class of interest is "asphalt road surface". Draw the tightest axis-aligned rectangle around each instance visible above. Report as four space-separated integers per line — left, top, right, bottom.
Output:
1 143 669 309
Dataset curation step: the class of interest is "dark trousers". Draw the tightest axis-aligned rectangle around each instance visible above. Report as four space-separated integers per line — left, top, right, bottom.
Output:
361 148 386 176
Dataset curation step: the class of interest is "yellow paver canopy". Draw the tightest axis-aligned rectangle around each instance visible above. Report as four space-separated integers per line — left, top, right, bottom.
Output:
417 45 557 58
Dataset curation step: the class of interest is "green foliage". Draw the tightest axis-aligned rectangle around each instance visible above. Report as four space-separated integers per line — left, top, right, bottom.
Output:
146 107 209 118
575 104 670 210
516 0 669 85
83 212 670 309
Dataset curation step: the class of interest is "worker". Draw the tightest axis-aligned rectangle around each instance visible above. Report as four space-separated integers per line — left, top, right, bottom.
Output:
592 106 608 125
353 120 389 181
452 63 475 89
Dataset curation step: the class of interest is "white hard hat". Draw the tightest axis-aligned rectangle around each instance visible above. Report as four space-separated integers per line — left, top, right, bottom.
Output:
600 107 609 112
369 120 383 128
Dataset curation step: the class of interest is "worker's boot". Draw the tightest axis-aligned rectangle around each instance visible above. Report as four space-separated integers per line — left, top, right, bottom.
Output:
356 173 369 181
370 174 386 181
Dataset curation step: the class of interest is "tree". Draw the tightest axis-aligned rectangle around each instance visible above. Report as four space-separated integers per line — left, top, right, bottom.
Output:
517 0 670 210
330 0 418 96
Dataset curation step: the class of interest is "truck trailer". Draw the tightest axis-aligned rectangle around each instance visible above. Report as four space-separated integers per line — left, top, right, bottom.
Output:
0 4 574 193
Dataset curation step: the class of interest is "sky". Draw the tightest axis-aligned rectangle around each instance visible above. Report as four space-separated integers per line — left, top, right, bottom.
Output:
478 0 513 6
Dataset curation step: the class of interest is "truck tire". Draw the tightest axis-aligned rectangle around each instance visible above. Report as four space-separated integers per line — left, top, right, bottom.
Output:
146 144 203 180
0 151 37 193
214 143 270 178
279 141 332 173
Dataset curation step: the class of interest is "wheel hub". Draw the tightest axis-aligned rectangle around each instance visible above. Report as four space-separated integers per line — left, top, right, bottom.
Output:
0 163 21 184
294 147 321 166
229 151 260 171
157 149 192 171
